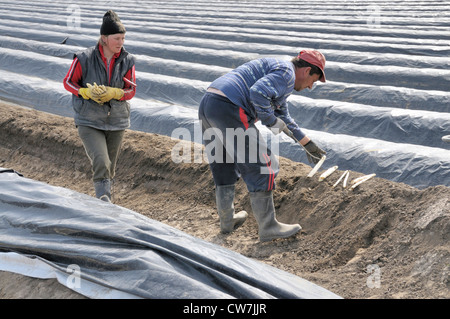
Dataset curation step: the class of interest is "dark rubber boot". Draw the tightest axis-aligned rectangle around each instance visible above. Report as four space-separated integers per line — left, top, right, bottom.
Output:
94 179 111 202
216 184 248 233
250 191 301 242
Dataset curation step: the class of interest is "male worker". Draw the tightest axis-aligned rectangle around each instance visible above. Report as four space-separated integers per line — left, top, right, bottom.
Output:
198 50 327 242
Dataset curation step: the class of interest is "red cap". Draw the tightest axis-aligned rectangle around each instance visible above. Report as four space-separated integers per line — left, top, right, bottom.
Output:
298 50 326 82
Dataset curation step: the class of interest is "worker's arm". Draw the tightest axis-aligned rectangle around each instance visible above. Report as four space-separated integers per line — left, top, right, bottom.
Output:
63 57 83 96
274 103 308 144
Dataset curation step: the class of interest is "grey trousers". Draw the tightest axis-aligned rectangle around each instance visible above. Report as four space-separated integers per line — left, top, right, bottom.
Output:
77 126 125 182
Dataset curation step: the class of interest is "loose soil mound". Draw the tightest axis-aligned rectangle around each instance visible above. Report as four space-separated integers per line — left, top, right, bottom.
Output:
0 102 448 299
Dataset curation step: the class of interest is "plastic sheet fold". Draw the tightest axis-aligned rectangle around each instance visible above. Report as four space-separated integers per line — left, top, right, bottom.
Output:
0 169 341 299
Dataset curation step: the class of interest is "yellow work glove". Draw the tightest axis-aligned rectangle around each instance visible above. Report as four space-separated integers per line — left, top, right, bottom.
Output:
98 87 124 103
78 87 92 100
78 83 106 104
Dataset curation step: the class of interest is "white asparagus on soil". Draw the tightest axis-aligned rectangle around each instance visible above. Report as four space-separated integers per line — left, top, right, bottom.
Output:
319 165 338 181
307 155 326 178
332 170 349 188
343 170 350 188
350 173 376 189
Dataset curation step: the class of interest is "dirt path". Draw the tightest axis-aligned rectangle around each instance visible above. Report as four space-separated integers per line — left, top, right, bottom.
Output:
0 101 449 299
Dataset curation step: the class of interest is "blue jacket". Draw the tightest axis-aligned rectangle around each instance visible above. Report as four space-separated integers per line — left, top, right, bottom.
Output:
209 58 306 141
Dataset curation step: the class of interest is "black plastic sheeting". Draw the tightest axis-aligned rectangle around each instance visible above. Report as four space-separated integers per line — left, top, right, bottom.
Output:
0 1 449 189
0 65 448 189
0 169 341 299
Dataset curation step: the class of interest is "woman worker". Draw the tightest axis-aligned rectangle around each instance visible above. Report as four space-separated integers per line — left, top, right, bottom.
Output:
63 10 136 202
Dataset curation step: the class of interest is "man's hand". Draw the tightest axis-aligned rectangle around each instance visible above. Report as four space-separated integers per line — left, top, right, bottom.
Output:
98 87 124 103
304 140 326 164
269 118 287 135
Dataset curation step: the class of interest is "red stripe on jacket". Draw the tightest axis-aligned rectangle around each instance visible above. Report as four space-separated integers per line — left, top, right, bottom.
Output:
239 108 249 130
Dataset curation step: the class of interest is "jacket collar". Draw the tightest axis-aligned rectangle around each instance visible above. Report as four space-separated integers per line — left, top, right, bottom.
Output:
98 43 123 61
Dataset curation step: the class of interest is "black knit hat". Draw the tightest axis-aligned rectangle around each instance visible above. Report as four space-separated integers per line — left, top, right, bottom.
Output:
100 10 126 35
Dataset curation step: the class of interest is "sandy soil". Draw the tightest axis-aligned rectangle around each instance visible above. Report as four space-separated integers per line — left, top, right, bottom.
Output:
0 101 449 299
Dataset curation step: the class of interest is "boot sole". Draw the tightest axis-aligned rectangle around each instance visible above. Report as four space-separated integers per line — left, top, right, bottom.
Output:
259 226 302 242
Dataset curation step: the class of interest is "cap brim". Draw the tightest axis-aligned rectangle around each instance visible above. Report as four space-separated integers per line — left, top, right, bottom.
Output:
319 70 326 82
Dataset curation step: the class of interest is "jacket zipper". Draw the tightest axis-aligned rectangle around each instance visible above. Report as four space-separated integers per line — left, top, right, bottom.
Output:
106 58 111 116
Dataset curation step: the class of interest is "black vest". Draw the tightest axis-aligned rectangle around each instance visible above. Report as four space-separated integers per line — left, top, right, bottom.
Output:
72 44 135 130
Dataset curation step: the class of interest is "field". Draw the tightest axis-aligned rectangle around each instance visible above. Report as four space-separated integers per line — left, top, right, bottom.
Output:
0 1 449 299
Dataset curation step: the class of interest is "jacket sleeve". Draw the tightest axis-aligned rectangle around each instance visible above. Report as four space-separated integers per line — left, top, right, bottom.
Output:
249 73 283 127
249 69 292 127
63 57 83 96
249 68 306 141
274 104 306 142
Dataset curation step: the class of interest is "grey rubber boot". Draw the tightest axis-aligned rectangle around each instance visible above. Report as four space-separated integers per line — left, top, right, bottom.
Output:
94 179 111 202
249 191 301 242
216 184 248 233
